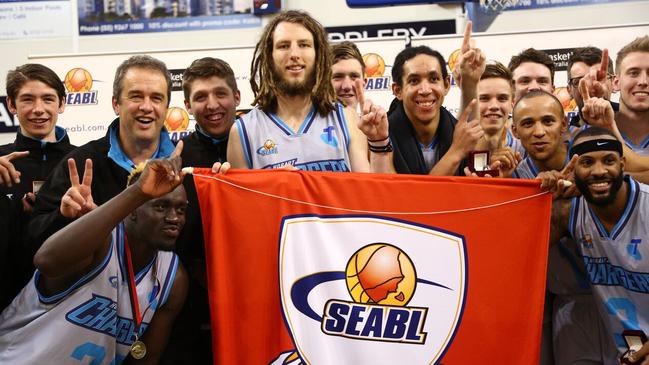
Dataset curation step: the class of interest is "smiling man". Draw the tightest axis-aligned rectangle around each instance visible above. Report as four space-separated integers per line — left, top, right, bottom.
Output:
1 64 75 205
388 43 485 176
331 41 366 110
541 126 649 363
511 91 621 365
614 36 649 156
28 55 176 254
226 10 392 174
0 151 188 365
0 64 76 310
509 48 555 103
162 57 241 364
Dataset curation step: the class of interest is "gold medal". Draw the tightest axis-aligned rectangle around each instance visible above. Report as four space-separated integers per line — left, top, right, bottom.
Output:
130 340 147 359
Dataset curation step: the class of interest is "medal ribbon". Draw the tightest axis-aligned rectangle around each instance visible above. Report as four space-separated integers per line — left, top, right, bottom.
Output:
123 235 143 335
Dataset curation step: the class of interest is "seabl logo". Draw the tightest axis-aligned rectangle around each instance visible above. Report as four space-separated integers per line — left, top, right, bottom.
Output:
63 68 99 105
165 107 191 142
274 215 467 365
257 139 279 156
362 53 391 91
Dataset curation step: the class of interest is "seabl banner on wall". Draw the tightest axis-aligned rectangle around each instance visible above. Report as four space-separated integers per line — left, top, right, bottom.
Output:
194 170 552 364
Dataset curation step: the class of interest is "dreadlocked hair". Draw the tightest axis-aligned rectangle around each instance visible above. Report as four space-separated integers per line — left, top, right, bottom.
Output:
127 161 148 187
250 10 335 116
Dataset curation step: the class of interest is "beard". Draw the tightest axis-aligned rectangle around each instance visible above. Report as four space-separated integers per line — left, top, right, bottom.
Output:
574 172 624 206
272 64 316 96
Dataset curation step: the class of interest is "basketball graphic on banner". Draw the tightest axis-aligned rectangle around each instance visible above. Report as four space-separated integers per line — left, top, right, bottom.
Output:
64 68 93 92
164 107 189 132
363 53 386 78
346 243 416 306
447 49 461 74
553 87 577 113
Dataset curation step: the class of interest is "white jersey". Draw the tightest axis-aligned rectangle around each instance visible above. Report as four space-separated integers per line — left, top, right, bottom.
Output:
0 223 179 365
511 156 590 295
621 132 649 157
569 177 649 354
237 104 352 171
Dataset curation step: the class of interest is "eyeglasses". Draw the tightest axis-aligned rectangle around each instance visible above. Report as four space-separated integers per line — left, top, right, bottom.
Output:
569 74 615 88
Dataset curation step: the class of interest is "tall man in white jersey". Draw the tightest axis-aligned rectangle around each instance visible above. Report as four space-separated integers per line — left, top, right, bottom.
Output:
0 144 189 364
226 10 393 173
540 126 649 363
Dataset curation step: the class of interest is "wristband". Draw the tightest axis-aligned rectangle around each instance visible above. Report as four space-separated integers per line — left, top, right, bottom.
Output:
367 136 390 143
368 141 393 153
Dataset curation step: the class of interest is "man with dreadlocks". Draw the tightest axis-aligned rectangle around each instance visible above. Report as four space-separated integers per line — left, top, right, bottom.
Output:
225 10 393 173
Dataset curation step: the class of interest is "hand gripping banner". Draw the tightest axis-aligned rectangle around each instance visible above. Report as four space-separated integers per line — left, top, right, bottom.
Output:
193 169 551 365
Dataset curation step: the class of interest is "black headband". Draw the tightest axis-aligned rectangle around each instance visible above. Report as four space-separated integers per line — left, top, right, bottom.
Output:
570 138 623 158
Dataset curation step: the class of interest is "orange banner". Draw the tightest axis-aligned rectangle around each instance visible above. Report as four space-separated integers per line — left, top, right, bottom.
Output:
194 169 551 365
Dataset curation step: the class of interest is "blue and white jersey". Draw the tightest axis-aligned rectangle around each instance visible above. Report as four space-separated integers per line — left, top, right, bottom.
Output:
505 129 528 159
512 156 539 179
620 132 649 157
0 223 179 365
511 156 590 295
237 103 352 171
568 177 649 354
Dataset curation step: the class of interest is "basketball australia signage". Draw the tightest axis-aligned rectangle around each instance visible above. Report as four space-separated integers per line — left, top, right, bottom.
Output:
273 215 466 364
326 20 455 43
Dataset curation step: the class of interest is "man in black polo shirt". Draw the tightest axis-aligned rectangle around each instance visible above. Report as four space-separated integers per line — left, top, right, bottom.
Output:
28 55 175 260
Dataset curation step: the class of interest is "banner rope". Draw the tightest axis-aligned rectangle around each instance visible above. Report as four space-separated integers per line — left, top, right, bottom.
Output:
192 172 549 216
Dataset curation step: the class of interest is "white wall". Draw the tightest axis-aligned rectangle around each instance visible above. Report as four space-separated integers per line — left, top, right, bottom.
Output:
0 0 645 144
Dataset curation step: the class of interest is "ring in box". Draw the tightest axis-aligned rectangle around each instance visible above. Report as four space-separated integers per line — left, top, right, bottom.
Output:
621 329 647 365
468 150 499 177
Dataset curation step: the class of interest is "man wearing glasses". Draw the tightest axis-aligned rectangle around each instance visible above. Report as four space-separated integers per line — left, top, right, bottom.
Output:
567 47 617 127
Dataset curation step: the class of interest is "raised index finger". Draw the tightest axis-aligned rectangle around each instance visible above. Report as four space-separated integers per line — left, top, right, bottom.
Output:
459 99 477 123
579 77 591 101
562 154 578 175
171 140 184 158
6 151 29 161
68 158 80 187
598 48 609 81
354 78 366 113
461 21 472 53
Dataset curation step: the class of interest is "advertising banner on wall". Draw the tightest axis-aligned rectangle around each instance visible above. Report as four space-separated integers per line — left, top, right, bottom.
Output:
325 20 455 43
0 96 19 133
29 37 407 145
77 0 261 35
25 23 646 145
0 0 72 40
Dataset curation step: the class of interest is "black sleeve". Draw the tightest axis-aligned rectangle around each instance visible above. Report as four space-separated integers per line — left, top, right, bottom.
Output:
26 154 77 250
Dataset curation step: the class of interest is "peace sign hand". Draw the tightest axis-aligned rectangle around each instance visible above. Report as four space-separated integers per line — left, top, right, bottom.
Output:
60 158 96 219
356 79 389 142
580 77 615 130
581 48 612 100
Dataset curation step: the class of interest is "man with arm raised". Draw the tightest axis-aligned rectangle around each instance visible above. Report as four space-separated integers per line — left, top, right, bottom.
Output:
0 144 188 365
